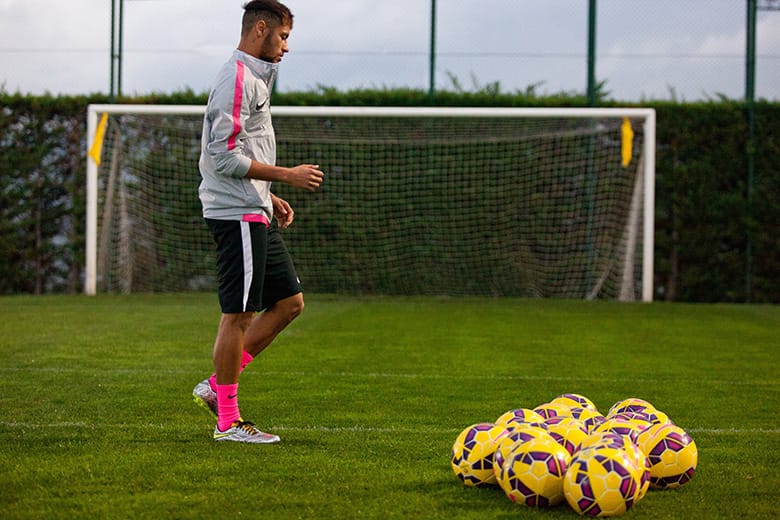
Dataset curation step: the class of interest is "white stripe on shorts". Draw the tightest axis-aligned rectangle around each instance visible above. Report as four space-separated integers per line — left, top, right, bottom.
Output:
240 221 253 312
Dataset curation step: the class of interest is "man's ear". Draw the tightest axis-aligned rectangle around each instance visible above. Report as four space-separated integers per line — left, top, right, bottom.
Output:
255 19 267 36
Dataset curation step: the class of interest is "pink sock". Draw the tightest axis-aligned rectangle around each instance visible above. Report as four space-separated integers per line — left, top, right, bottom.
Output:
216 383 240 431
240 350 255 371
208 350 255 391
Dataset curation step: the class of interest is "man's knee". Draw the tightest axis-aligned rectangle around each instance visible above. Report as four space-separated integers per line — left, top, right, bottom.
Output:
221 311 254 332
278 293 304 321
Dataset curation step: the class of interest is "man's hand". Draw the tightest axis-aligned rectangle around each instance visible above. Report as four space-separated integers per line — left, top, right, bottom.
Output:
287 164 324 191
271 194 295 229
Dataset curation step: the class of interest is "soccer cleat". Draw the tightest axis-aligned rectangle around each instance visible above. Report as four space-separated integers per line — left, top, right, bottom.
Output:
192 378 218 419
213 420 280 444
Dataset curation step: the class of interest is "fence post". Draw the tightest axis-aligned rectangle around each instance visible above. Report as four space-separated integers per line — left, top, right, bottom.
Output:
429 0 437 104
745 0 756 302
587 0 597 106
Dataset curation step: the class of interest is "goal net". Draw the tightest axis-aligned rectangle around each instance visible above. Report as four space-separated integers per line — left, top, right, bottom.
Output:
86 105 655 301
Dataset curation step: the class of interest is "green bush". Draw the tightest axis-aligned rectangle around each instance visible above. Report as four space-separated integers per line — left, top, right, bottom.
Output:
0 90 777 302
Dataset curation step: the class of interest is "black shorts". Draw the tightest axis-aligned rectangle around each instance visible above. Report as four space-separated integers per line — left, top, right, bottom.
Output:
206 218 302 314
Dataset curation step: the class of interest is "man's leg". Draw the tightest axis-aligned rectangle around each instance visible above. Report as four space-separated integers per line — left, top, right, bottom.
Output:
212 312 250 431
213 312 253 385
194 219 280 443
211 310 280 444
243 293 304 357
196 293 302 406
199 294 302 425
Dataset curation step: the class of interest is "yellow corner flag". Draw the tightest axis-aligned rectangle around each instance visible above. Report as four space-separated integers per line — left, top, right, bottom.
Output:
88 113 109 166
621 117 634 167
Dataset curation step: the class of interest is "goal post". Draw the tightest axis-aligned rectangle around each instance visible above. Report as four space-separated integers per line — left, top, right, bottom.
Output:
86 104 207 296
85 104 655 301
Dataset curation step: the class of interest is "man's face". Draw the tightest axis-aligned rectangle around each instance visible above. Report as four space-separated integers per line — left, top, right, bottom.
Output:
259 23 291 63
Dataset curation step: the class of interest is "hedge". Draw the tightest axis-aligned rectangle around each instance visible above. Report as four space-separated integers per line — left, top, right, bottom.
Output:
0 90 777 302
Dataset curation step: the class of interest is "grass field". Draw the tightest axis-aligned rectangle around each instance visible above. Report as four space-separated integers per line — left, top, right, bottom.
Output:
1 294 778 519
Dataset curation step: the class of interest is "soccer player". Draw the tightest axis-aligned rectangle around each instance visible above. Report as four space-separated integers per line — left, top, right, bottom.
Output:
192 0 324 444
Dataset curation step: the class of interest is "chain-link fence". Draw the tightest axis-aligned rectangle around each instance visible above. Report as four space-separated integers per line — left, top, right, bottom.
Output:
2 0 778 101
279 0 778 102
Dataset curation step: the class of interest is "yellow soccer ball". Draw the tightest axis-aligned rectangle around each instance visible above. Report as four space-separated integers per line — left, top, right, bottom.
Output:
637 422 698 489
564 445 642 517
499 436 571 507
450 423 510 487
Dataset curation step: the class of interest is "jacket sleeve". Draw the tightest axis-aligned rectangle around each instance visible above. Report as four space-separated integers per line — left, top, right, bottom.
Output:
203 61 252 179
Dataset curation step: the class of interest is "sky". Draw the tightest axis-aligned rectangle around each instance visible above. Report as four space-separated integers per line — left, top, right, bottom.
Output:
1 0 778 102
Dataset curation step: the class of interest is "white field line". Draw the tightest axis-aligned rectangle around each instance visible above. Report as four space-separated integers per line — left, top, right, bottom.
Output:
0 421 778 435
0 366 777 387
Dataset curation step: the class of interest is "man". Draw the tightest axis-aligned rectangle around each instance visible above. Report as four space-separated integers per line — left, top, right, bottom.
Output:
192 0 324 444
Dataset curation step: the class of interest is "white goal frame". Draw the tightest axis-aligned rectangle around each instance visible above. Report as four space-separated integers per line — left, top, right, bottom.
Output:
85 104 655 301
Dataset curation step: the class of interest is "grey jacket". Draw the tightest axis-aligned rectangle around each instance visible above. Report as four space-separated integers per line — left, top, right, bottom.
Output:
198 49 279 221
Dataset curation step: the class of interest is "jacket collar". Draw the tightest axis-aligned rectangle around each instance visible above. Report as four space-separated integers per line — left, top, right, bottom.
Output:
234 49 278 89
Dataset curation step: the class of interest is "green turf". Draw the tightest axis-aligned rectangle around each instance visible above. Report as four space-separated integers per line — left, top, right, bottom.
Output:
0 294 778 519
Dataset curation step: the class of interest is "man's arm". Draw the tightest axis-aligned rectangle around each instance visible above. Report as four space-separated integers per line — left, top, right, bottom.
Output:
245 160 324 192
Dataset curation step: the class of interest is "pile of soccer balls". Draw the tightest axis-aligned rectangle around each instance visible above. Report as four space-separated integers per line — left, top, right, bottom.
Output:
450 394 697 517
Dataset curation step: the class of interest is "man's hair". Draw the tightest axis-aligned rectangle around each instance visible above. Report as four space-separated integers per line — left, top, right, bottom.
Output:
242 0 293 34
